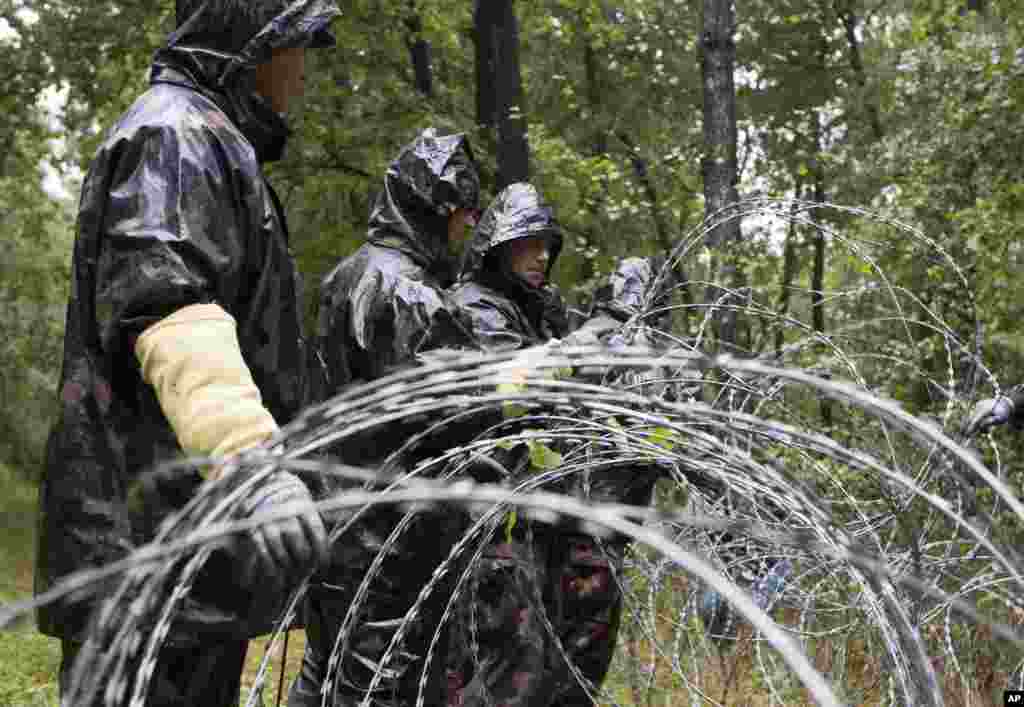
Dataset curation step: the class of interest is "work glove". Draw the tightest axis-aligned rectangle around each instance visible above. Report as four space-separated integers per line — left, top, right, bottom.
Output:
128 465 205 533
541 284 570 338
236 470 329 599
965 396 1016 436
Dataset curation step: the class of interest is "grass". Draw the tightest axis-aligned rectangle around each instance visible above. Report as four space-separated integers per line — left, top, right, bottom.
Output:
242 630 308 706
0 463 61 707
0 464 307 707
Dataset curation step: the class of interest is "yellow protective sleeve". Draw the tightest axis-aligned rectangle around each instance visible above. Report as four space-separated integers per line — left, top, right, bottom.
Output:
134 303 279 477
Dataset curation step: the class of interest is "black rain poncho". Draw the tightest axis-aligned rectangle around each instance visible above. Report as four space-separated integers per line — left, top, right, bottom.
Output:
448 182 567 349
290 130 480 707
569 255 682 394
565 255 681 517
36 0 340 646
447 250 679 706
316 129 480 398
441 184 623 707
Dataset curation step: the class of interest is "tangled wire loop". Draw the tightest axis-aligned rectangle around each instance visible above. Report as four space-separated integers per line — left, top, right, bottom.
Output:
11 200 1024 707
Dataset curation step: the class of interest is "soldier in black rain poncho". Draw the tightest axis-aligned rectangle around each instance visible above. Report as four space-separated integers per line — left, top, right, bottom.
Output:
438 183 594 707
444 215 682 705
575 257 792 640
553 257 683 703
290 129 481 707
447 183 569 352
567 255 681 508
35 1 339 704
316 128 481 398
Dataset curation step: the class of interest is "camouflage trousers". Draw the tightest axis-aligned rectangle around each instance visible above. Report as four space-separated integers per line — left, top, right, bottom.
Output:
444 527 626 707
290 458 657 707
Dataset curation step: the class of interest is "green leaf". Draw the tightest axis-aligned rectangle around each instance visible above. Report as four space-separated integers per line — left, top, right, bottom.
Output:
502 401 529 419
647 427 681 450
497 382 528 419
505 510 517 543
527 440 563 469
546 365 574 380
604 416 624 430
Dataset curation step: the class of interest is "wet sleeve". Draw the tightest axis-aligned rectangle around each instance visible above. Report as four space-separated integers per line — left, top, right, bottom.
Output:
320 268 414 383
358 274 474 376
134 304 278 468
457 298 525 353
563 314 621 347
388 276 443 362
94 125 249 357
1008 384 1024 428
401 284 478 357
540 284 570 339
315 266 356 399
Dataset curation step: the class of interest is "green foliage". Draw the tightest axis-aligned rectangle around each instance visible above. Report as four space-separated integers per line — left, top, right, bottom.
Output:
0 462 59 704
0 632 60 706
0 0 1021 512
3 3 1024 701
0 50 73 474
527 438 564 470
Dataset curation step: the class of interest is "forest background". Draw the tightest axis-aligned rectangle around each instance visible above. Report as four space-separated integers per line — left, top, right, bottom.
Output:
2 0 1024 704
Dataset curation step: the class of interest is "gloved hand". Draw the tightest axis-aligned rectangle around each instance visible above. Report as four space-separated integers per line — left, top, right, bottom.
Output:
128 465 204 520
541 284 570 338
237 470 329 598
965 396 1016 436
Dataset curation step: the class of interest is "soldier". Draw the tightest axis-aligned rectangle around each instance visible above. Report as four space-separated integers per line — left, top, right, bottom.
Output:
441 182 579 707
35 1 340 704
291 128 481 707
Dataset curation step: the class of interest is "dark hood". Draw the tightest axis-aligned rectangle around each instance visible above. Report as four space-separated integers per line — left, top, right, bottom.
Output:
151 0 341 162
460 182 562 283
367 129 480 272
458 182 563 332
591 256 674 324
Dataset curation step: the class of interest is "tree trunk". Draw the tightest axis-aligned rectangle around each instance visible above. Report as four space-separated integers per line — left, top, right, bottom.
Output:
700 0 742 350
836 1 883 141
474 0 528 187
494 0 529 187
473 0 497 126
576 37 605 287
810 177 827 341
775 186 803 358
810 113 832 427
617 133 670 255
0 133 13 180
405 5 433 98
616 131 694 332
700 0 740 249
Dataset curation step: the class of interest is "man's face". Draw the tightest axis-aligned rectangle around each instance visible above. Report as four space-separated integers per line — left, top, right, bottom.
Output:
447 207 479 247
505 236 550 288
254 47 307 114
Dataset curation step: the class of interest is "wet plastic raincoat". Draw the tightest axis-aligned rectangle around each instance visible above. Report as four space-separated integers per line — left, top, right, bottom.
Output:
445 251 685 706
316 129 480 398
290 130 480 707
440 184 614 707
449 183 568 350
569 256 681 394
567 255 676 493
35 0 340 689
